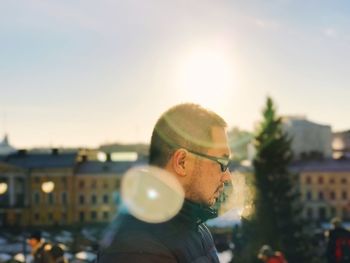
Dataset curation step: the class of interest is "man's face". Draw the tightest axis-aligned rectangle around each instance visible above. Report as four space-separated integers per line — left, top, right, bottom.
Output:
187 126 231 206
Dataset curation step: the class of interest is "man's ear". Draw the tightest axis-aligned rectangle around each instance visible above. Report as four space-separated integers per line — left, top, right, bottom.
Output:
172 149 188 177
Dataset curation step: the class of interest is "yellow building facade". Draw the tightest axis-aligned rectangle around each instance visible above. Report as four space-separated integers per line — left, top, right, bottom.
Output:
1 149 145 227
0 162 28 226
297 160 350 222
74 160 141 224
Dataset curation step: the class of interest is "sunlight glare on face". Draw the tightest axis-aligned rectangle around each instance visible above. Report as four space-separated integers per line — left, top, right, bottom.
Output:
121 165 185 223
214 171 252 219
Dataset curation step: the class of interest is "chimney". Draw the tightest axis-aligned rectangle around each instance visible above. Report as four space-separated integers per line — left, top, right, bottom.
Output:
106 153 112 162
81 154 88 162
17 149 27 156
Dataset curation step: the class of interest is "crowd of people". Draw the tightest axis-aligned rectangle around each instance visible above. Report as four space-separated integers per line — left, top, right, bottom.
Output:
254 217 350 263
27 230 66 263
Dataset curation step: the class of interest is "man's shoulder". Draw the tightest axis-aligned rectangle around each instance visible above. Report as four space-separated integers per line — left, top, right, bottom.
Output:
107 226 170 250
99 231 176 263
99 215 177 261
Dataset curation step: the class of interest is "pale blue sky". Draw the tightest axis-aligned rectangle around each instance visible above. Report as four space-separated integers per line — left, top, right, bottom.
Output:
1 0 350 148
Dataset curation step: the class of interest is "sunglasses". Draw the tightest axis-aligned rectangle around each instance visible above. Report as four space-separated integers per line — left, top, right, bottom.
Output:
187 149 231 172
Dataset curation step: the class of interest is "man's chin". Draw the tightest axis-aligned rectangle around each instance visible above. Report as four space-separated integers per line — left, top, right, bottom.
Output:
208 198 217 207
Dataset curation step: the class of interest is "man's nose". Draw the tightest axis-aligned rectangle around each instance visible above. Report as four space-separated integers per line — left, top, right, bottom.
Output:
221 169 231 183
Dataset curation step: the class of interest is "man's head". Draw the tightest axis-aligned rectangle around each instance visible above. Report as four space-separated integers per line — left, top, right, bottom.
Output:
331 217 342 228
258 245 274 261
149 103 231 206
27 230 42 248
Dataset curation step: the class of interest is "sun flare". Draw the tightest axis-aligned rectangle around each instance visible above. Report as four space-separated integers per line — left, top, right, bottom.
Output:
175 48 236 109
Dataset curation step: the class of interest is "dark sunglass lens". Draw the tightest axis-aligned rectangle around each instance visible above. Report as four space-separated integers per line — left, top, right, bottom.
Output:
220 164 226 172
221 161 230 172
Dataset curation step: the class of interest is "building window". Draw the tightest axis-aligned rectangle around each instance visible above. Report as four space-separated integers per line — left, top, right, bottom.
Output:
79 212 85 222
329 178 335 184
318 191 324 201
319 207 326 220
318 177 324 184
62 213 67 222
61 177 67 187
342 178 348 184
330 191 336 201
34 177 40 183
48 193 54 205
331 207 336 217
15 193 25 206
343 208 349 220
0 191 9 207
306 191 312 201
103 211 109 220
15 213 21 225
342 191 348 200
34 213 39 221
91 180 97 189
306 208 313 219
103 194 109 204
48 213 53 221
306 176 312 184
79 180 85 189
103 181 108 189
62 192 67 205
91 211 97 221
34 192 40 205
79 195 85 205
91 194 97 205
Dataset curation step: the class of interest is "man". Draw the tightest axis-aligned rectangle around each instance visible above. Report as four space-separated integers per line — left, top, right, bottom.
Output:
98 103 232 262
27 230 52 263
326 217 350 263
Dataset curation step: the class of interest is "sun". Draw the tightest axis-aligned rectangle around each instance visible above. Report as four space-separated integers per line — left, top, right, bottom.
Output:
174 48 236 109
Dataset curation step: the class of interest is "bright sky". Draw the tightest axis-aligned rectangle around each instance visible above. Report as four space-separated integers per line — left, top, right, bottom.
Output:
1 0 350 148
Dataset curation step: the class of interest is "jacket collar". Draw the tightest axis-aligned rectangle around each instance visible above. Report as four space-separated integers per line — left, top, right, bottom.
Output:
178 199 218 225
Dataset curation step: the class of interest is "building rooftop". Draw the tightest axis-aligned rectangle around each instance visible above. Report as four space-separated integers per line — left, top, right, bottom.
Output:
5 150 78 169
76 159 147 175
291 158 350 172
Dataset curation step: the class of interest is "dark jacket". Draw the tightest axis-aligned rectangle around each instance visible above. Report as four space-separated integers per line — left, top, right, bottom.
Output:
326 226 350 263
98 200 220 263
32 241 52 263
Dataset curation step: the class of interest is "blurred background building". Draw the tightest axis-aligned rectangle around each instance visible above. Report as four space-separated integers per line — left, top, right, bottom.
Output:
0 140 146 227
1 120 350 228
282 116 333 160
333 130 350 159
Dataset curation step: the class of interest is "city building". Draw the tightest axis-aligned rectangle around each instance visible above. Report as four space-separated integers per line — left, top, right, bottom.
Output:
294 159 350 222
74 157 145 224
0 147 148 227
5 149 78 226
0 161 27 226
282 116 332 160
333 130 350 159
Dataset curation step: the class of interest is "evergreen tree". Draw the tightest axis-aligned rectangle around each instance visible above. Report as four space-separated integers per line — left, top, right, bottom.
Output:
234 97 314 263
